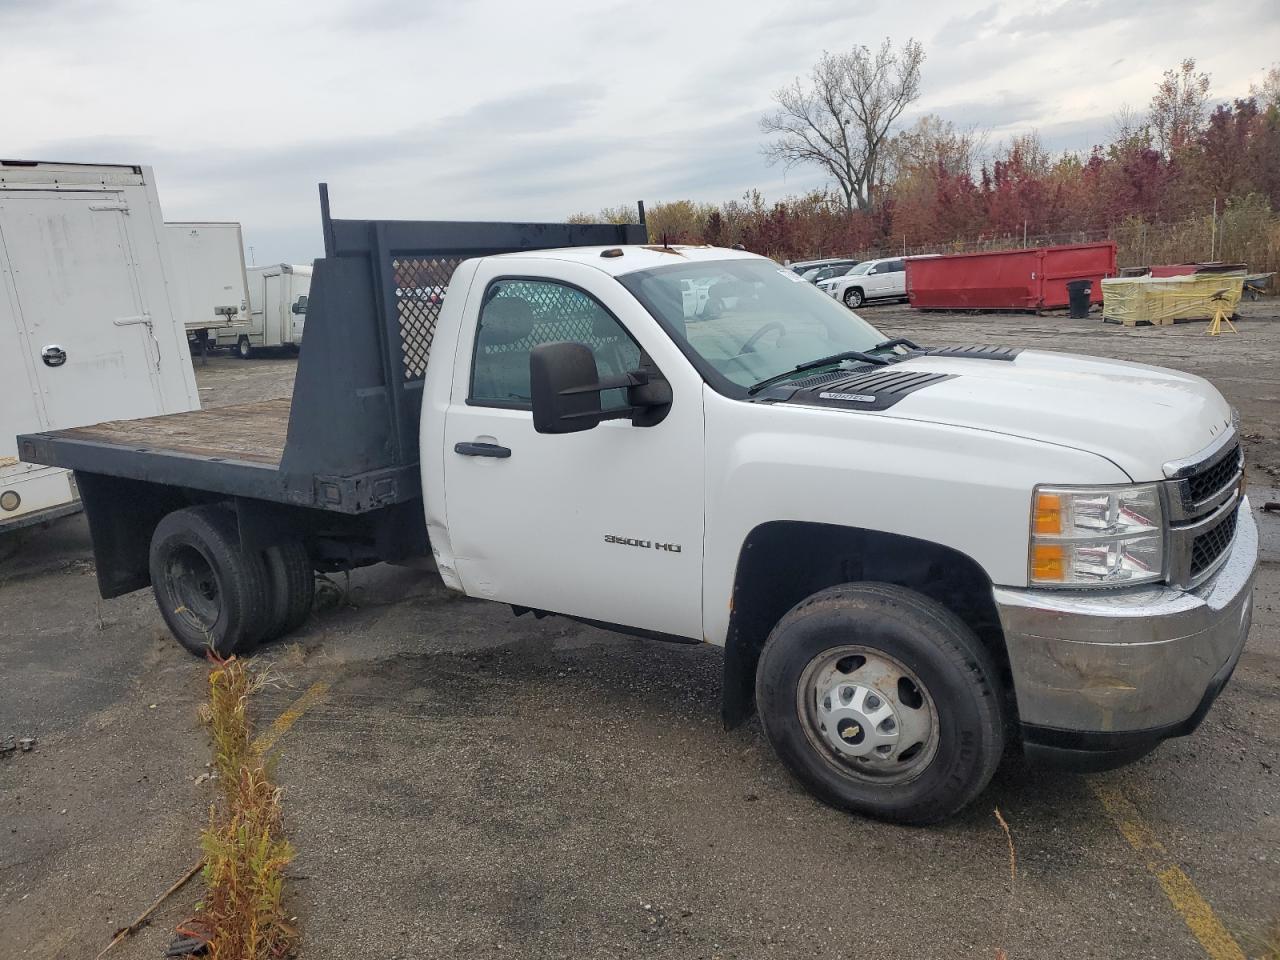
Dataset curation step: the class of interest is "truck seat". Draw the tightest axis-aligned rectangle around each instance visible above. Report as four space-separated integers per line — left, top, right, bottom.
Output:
474 297 536 402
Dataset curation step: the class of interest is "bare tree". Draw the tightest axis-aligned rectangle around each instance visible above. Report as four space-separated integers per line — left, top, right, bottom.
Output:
884 114 985 182
761 39 925 212
1149 58 1211 154
1251 63 1280 112
1109 104 1149 147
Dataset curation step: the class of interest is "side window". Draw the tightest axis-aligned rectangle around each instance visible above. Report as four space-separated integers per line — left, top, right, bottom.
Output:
890 260 906 273
470 278 642 409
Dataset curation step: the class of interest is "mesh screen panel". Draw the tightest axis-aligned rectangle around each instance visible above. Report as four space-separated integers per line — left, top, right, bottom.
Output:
392 257 461 380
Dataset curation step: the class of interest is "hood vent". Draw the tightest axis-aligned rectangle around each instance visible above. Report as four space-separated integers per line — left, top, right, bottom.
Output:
919 345 1020 362
784 368 954 412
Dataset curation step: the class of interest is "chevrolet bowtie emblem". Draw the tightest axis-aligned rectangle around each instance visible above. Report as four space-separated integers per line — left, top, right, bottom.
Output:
841 725 861 740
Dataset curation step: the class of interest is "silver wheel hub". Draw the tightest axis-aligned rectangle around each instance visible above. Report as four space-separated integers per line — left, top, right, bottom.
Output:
817 681 899 759
798 645 940 784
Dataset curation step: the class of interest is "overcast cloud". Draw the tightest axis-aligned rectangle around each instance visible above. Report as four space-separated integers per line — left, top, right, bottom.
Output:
4 0 1277 263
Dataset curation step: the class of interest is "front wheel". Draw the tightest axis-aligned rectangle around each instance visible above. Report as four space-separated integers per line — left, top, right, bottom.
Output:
236 335 253 359
843 287 864 308
755 582 1004 824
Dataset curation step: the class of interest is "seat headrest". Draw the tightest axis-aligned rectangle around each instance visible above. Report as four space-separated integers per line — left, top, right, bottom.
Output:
590 310 620 339
480 297 536 346
708 279 755 302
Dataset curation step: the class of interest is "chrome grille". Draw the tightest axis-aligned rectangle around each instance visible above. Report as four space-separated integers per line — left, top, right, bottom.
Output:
1190 508 1238 578
1162 431 1243 588
1185 443 1241 506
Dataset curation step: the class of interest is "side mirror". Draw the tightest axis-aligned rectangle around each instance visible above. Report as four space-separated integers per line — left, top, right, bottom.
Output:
529 342 672 435
530 342 603 434
291 296 308 315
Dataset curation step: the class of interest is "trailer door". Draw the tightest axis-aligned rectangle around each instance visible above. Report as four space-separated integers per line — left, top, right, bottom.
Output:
0 194 165 430
262 271 284 346
0 251 46 453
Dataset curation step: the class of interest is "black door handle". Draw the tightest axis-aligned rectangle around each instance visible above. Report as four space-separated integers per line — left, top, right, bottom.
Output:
454 441 511 459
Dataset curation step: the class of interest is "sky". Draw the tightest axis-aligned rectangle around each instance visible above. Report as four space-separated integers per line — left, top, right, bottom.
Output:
4 0 1278 264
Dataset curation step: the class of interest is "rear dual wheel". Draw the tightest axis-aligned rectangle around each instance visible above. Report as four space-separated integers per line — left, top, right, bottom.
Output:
149 505 314 657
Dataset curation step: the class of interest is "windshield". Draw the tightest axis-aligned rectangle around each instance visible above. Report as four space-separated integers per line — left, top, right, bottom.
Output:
847 261 874 276
618 258 887 394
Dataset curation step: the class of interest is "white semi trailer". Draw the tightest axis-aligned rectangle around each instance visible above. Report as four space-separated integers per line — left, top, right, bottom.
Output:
165 221 250 357
0 160 200 534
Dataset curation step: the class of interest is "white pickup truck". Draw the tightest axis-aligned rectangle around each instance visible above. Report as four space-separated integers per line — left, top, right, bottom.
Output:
18 198 1256 824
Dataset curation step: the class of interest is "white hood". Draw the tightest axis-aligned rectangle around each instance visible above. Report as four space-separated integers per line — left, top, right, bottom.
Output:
880 350 1233 480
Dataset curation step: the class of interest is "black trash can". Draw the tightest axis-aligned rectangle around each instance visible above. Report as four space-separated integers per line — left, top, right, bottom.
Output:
1066 279 1093 318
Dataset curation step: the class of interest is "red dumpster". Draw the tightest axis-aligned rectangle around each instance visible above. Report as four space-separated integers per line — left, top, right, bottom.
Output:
906 241 1117 311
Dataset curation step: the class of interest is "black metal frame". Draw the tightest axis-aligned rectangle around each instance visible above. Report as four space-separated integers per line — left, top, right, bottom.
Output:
21 186 647 515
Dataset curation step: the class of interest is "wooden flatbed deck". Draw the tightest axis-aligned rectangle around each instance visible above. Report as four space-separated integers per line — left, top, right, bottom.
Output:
53 398 291 467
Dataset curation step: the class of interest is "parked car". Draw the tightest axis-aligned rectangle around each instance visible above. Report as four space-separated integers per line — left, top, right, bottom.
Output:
815 264 859 293
829 255 941 307
789 257 858 277
806 263 858 286
18 210 1255 825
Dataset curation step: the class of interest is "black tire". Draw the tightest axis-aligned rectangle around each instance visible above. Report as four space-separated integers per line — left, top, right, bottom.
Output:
843 287 864 308
236 336 253 359
149 505 270 658
258 539 315 644
755 582 1004 825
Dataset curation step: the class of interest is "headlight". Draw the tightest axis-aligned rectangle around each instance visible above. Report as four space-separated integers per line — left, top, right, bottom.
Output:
1029 484 1164 587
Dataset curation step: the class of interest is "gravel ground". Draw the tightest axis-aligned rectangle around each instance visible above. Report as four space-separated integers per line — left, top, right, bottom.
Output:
2 307 1278 960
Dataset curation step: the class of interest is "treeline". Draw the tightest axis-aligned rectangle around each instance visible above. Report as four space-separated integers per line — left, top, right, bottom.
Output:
573 63 1280 271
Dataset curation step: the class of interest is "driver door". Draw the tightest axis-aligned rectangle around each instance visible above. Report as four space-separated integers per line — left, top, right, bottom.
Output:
441 260 705 640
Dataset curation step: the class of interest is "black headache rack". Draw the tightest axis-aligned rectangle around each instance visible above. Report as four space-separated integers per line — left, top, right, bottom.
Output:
17 187 646 593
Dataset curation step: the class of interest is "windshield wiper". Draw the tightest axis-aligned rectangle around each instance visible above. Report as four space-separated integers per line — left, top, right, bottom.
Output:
746 349 888 396
745 338 923 396
871 336 920 353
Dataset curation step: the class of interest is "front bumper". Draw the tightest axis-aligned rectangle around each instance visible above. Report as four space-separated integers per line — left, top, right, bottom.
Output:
993 499 1257 770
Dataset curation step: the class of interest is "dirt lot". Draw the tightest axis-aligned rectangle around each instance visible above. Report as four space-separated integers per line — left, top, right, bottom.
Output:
2 309 1278 960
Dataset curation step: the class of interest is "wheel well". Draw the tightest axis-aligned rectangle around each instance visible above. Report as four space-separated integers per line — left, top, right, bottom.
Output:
721 521 1011 728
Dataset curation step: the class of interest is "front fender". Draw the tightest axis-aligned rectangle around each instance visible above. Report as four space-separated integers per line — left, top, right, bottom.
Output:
701 388 1128 648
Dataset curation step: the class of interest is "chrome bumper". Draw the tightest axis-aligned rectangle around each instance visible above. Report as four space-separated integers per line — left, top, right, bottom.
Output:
993 499 1257 740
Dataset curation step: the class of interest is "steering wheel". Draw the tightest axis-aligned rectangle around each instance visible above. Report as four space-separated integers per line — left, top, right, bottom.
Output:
736 321 786 355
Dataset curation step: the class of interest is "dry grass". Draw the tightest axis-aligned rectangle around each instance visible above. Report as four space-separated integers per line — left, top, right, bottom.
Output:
993 807 1018 960
199 657 297 959
1258 920 1280 960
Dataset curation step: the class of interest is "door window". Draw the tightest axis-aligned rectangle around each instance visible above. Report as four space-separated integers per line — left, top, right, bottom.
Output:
469 279 641 408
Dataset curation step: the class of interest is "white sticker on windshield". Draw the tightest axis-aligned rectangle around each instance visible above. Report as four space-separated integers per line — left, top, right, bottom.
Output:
777 269 807 283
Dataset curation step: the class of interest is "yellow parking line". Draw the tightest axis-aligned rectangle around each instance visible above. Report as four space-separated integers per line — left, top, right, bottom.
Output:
253 680 331 753
1091 780 1245 960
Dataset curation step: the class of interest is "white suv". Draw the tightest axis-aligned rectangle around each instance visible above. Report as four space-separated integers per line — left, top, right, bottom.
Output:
828 257 908 307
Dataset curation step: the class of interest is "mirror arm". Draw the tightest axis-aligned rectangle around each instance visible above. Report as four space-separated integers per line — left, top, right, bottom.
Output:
558 370 649 397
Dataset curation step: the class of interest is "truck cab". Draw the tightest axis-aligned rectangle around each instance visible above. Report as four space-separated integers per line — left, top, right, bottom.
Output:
18 210 1255 825
423 244 1255 822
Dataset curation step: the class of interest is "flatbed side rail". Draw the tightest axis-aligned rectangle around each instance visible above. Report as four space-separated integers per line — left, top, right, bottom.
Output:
276 188 646 511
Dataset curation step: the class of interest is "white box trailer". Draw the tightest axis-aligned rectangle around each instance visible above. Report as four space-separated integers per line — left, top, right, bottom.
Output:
0 160 200 533
216 263 311 357
165 221 250 352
